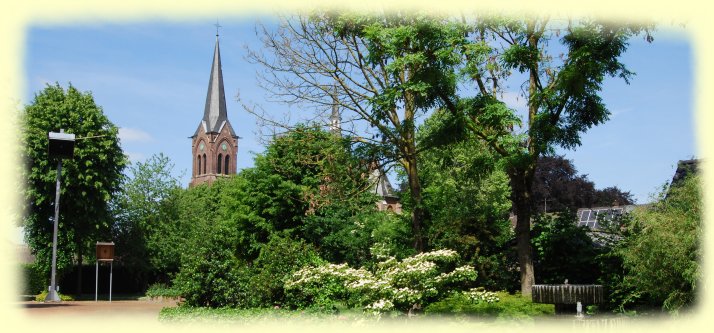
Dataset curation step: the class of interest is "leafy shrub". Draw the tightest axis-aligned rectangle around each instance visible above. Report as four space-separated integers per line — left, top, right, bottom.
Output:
145 283 181 299
284 262 359 311
172 216 254 308
286 249 494 314
620 175 701 313
532 211 602 284
248 233 324 308
22 263 46 295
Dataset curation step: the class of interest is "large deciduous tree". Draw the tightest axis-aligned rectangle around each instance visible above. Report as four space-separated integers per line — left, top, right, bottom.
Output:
247 14 465 251
433 17 650 295
111 153 181 285
250 13 650 295
531 155 634 214
22 83 127 293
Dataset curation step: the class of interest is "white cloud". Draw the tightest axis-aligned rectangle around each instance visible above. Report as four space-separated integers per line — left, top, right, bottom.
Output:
118 127 153 143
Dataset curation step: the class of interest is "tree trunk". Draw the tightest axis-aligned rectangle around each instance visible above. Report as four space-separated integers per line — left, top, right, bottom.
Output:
510 170 535 296
76 242 83 295
400 86 425 253
404 155 424 252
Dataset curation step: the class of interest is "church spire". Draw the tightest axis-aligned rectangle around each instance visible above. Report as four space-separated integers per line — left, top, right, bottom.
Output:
189 30 239 187
330 85 341 136
201 35 229 134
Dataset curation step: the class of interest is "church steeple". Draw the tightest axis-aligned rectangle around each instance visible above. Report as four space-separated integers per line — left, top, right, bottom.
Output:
202 37 228 133
330 85 341 136
189 31 239 187
194 36 236 137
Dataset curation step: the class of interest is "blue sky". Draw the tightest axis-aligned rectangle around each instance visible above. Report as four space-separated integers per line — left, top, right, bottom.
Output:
23 18 694 203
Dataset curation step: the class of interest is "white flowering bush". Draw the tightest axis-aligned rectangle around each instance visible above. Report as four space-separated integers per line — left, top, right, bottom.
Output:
284 263 369 310
463 287 500 303
285 249 486 314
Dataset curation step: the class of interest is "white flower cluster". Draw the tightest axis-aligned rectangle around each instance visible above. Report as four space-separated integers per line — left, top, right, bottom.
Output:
392 287 421 303
401 249 459 265
285 263 370 289
434 265 477 283
285 248 498 315
366 298 394 311
383 260 437 281
463 288 500 303
346 277 389 291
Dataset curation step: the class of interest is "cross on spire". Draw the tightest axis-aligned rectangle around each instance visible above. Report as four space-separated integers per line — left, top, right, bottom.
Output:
214 20 222 37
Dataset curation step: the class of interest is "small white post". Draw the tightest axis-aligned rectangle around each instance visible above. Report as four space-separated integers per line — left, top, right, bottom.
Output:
109 261 113 302
95 260 98 301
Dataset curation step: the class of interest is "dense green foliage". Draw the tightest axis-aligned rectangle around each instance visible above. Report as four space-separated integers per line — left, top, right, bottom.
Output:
415 111 515 290
531 212 601 284
170 126 406 308
247 234 325 307
144 283 181 299
253 12 650 295
171 175 260 307
240 126 409 265
21 83 127 291
444 18 649 295
112 153 182 286
619 175 701 313
21 263 46 295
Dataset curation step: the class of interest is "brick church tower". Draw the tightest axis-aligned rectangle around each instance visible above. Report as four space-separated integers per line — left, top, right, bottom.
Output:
189 33 239 187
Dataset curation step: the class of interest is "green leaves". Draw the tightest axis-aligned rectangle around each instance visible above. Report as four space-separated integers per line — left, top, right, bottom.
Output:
531 212 602 284
501 43 540 73
111 153 182 283
21 83 127 278
335 13 465 115
619 175 701 313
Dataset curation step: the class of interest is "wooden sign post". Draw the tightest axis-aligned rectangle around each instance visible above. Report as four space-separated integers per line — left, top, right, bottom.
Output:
95 242 115 302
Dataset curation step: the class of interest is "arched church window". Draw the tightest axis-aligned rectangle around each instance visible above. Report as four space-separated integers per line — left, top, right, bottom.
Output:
203 153 206 174
225 155 230 174
197 155 202 175
217 154 223 174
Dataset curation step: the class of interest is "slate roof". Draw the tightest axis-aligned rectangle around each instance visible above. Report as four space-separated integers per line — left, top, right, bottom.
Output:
192 36 237 138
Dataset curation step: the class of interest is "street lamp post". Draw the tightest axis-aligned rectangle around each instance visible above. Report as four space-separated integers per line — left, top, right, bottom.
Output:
45 129 75 302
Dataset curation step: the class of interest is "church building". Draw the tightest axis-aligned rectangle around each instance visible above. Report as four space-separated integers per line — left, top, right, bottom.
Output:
189 33 239 187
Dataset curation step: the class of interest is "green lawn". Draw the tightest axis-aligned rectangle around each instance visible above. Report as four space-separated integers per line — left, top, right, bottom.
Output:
158 291 556 324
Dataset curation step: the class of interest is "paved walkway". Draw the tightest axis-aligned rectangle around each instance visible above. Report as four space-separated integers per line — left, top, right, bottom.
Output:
19 299 178 319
